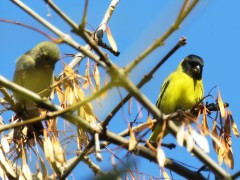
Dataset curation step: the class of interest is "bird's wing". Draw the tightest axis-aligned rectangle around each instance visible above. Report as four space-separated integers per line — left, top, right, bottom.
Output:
14 54 35 71
13 55 35 85
156 79 170 110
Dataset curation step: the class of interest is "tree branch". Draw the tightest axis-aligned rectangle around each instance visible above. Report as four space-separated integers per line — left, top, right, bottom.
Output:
101 129 206 180
11 0 106 69
0 76 112 132
101 37 186 127
44 0 92 36
0 75 94 133
167 120 230 179
124 0 198 73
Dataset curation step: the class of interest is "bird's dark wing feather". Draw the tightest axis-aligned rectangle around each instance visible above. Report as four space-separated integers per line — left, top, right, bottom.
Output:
13 54 35 86
156 80 170 109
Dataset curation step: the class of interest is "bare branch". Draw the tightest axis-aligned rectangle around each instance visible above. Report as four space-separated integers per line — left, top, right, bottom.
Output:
4 1 231 179
101 130 207 180
60 141 95 179
124 0 198 73
95 0 119 40
97 0 119 34
101 37 186 127
167 120 230 179
0 77 113 132
44 0 92 35
0 75 94 133
0 18 60 42
11 0 106 69
95 0 120 56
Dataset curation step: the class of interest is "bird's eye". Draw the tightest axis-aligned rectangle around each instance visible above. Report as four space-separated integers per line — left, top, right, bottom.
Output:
188 61 194 67
190 61 199 68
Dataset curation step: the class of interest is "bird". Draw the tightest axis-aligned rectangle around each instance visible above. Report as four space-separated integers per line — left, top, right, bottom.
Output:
13 41 60 139
148 54 204 144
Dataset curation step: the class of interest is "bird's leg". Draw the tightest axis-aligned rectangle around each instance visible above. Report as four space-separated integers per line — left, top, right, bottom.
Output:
175 108 185 117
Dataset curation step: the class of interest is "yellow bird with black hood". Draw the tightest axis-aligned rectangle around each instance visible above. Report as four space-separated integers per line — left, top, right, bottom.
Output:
148 54 204 143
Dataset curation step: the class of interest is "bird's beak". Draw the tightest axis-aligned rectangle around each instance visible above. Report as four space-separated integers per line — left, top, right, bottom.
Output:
193 65 201 73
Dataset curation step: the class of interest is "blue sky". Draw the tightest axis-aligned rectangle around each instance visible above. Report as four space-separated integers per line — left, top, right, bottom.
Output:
1 1 240 179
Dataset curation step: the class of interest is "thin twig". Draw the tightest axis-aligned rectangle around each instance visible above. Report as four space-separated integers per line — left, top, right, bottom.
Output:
0 75 94 133
57 51 86 78
11 0 106 69
179 0 199 23
167 120 230 179
0 114 47 133
81 30 112 67
94 133 102 161
175 0 189 26
0 75 229 179
95 0 119 42
8 1 228 179
0 78 113 133
96 0 119 34
0 87 16 109
44 0 78 30
0 18 60 42
60 141 95 179
124 0 198 73
11 0 65 41
97 40 120 56
76 1 117 67
49 81 113 116
44 0 92 35
232 171 240 180
100 129 207 180
118 113 178 138
101 37 186 127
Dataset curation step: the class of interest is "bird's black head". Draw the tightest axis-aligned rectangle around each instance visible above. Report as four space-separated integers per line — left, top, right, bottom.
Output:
181 54 204 80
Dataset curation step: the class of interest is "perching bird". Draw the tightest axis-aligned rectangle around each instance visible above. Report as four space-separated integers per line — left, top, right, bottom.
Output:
13 41 60 139
148 54 204 143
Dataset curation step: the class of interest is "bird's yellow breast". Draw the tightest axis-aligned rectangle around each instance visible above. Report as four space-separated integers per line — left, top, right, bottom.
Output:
14 64 54 104
22 65 54 97
157 71 203 114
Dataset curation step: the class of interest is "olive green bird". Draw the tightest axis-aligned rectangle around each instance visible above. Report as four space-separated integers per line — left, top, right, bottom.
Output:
13 41 60 138
148 54 204 143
